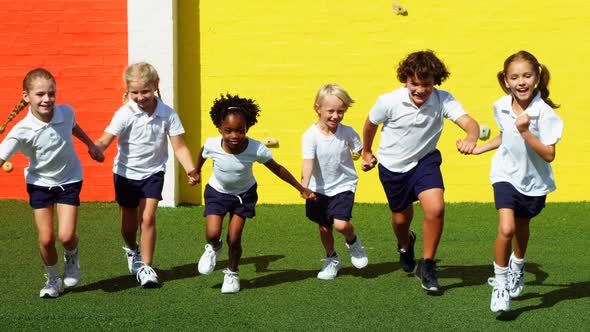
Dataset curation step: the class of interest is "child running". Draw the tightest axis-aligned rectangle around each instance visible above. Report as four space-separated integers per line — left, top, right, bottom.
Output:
361 50 479 292
301 84 368 280
95 62 198 288
0 68 104 298
472 50 563 312
195 93 315 294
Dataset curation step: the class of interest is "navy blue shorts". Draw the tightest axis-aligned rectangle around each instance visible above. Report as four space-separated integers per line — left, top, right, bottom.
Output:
306 191 354 227
493 182 546 219
203 183 258 219
114 172 164 208
27 181 83 209
378 149 444 212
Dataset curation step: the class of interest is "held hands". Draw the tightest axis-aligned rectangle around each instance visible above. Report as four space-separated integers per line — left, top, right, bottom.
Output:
88 144 105 162
455 137 477 155
300 187 316 200
361 151 378 172
187 169 200 186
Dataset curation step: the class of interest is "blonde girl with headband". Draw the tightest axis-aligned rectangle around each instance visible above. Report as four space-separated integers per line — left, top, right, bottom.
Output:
95 62 198 288
473 51 563 312
0 68 104 298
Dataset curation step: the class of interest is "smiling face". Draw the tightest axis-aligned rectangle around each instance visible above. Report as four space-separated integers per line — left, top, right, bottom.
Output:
219 112 248 154
406 75 434 108
504 60 538 109
127 80 157 114
315 94 347 133
23 77 56 122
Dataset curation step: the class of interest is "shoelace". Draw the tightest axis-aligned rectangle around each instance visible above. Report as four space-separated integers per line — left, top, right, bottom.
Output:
508 270 523 289
136 264 158 281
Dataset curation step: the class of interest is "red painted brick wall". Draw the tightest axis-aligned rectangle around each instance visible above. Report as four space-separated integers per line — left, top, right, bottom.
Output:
0 0 127 201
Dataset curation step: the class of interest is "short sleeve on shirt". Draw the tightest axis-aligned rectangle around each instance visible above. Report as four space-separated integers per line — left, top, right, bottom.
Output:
256 141 273 163
440 92 467 122
302 129 316 160
538 108 563 145
167 111 185 137
368 96 388 125
104 108 128 136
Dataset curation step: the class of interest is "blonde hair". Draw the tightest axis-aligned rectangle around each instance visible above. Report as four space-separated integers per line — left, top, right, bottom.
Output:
314 83 355 110
1 68 55 134
122 62 162 104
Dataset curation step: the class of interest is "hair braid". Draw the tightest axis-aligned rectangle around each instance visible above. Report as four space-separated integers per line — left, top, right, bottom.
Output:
0 99 29 134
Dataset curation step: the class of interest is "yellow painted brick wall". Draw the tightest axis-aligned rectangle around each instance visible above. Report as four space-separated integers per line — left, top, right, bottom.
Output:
181 0 589 203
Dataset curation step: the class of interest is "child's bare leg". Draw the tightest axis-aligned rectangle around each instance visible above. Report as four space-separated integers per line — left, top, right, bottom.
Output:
56 204 78 250
513 217 530 259
34 206 57 265
226 214 246 271
494 209 516 266
138 198 159 265
418 188 444 259
205 214 224 243
333 219 355 242
392 205 413 248
319 225 335 255
120 206 139 249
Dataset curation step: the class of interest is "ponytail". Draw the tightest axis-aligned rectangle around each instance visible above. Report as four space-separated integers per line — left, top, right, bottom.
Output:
536 64 560 109
0 99 29 134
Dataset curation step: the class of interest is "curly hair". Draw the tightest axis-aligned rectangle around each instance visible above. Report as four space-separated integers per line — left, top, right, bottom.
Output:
210 93 260 129
396 50 450 85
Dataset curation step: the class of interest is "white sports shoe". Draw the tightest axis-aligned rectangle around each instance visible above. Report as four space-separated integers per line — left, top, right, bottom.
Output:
123 245 142 275
63 249 81 287
221 269 240 294
136 264 159 288
198 241 223 275
488 277 510 312
40 275 64 298
346 237 368 269
508 259 525 298
317 254 342 280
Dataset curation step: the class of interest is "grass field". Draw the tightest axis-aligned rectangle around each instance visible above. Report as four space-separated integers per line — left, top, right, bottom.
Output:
0 200 588 331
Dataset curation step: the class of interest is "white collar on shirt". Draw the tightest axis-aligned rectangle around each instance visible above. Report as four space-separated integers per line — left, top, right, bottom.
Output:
26 106 65 131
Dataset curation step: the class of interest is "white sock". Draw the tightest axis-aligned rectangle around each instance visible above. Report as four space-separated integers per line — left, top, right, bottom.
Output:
46 263 60 278
493 261 508 285
509 253 525 272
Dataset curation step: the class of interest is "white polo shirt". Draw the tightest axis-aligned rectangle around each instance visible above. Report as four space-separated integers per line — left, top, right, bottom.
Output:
202 136 273 194
368 87 467 173
105 98 185 180
302 123 362 196
490 93 563 196
0 105 82 186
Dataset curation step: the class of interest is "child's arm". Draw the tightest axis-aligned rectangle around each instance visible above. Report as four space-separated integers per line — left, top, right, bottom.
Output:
301 159 314 188
169 135 198 185
73 124 105 162
361 117 379 171
454 114 480 155
472 134 502 155
193 146 207 184
264 158 316 199
94 132 116 154
516 113 556 162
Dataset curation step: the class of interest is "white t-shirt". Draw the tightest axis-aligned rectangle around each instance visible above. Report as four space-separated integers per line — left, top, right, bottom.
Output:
105 98 185 180
202 136 273 194
302 123 362 196
368 87 467 172
490 93 563 196
0 105 82 186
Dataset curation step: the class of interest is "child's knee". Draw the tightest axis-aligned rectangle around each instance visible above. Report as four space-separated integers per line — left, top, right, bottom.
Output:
39 233 56 248
498 223 515 239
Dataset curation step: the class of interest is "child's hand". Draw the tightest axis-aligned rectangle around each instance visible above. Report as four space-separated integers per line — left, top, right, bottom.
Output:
300 188 316 200
88 144 105 162
515 113 531 133
456 138 477 155
361 152 378 172
187 168 200 186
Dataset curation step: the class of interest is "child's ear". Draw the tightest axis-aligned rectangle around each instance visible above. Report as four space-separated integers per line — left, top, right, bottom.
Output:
217 127 222 134
22 91 30 103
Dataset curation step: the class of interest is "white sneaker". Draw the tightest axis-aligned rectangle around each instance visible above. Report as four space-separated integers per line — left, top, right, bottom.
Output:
488 277 510 312
198 241 222 275
317 254 342 280
40 275 64 298
123 245 142 275
508 259 524 298
346 237 368 269
136 264 159 288
221 269 240 294
63 249 81 287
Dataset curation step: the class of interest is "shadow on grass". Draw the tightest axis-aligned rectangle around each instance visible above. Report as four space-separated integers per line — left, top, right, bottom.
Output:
67 255 286 293
497 281 590 321
438 262 549 291
235 261 400 290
